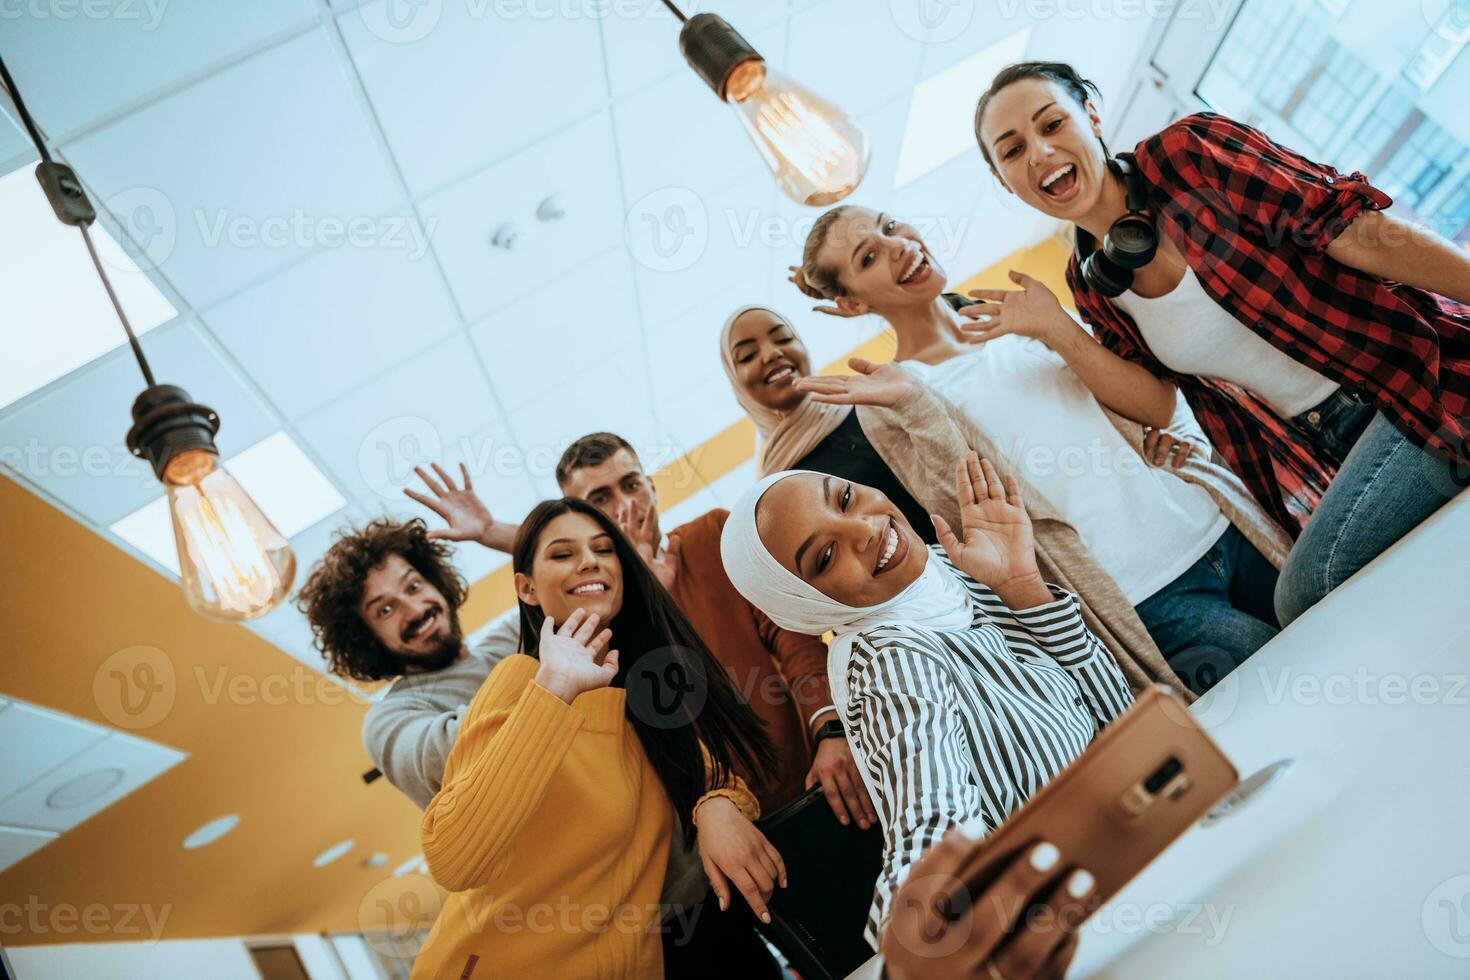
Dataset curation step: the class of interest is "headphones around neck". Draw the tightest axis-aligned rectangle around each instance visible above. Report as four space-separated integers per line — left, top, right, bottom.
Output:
1076 155 1158 298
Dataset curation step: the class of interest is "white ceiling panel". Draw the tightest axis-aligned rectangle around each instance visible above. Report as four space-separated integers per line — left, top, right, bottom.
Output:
470 250 642 412
0 731 185 833
61 29 405 309
295 333 504 503
787 0 929 116
203 237 459 419
0 111 33 170
512 352 661 499
601 1 790 98
0 320 281 526
0 0 318 141
0 703 107 802
336 0 608 195
646 271 769 404
656 364 744 452
0 825 57 874
628 171 777 327
420 111 625 321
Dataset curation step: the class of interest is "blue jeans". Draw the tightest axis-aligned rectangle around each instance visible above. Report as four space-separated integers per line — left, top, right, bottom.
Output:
1274 393 1462 625
1135 525 1281 695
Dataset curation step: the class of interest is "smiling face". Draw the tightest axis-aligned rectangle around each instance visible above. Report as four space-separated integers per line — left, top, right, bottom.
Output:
756 473 928 608
559 448 660 544
726 308 813 412
979 77 1109 221
812 208 949 316
359 553 461 662
514 510 625 625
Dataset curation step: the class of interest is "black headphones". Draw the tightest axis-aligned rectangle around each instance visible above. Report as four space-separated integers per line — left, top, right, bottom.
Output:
1076 154 1158 298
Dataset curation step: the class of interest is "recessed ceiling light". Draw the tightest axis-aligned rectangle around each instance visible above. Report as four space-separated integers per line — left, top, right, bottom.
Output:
313 839 354 868
0 164 176 411
45 767 126 810
893 28 1033 189
109 431 346 575
183 813 239 850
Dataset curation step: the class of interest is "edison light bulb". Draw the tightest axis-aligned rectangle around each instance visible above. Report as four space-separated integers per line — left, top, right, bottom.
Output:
725 60 870 207
163 449 295 621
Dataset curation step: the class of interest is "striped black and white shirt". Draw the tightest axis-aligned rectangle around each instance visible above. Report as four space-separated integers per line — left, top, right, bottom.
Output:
832 547 1134 948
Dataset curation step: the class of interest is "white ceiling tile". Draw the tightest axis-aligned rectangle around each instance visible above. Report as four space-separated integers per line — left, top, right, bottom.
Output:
469 250 641 411
337 0 608 195
511 352 661 497
786 0 927 116
0 825 57 874
0 111 33 169
645 271 770 404
0 702 108 803
0 165 176 411
61 30 404 309
296 334 503 503
612 21 784 207
0 320 280 526
627 172 776 326
0 732 185 833
601 0 789 100
420 112 625 321
222 432 348 538
0 1 318 140
203 237 459 419
895 28 1032 188
703 457 759 507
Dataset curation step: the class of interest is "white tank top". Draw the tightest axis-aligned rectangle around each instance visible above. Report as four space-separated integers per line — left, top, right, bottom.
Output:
1113 268 1338 418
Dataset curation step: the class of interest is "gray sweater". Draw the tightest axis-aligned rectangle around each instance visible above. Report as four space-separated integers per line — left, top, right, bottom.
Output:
362 611 520 810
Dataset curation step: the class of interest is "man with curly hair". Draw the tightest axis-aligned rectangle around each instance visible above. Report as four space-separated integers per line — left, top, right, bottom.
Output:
297 517 518 809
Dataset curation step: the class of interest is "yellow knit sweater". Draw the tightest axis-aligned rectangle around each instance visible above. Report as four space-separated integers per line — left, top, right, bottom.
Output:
411 654 758 979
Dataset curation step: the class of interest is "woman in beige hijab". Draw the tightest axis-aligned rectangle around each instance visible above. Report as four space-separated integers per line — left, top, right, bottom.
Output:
719 304 1289 701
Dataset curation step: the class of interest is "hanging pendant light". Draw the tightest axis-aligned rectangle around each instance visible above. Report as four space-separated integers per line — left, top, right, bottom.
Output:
2 56 296 622
668 4 870 206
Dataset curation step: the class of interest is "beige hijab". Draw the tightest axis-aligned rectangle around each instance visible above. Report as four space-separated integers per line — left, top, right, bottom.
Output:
718 305 850 475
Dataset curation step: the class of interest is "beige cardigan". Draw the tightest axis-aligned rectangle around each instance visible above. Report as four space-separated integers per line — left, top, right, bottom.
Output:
852 375 1292 703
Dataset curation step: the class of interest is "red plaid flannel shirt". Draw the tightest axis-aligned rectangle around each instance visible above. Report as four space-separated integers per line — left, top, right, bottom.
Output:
1067 112 1470 535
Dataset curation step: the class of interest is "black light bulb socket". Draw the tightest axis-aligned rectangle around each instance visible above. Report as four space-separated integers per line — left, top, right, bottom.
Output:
678 12 763 101
125 384 221 481
34 161 97 227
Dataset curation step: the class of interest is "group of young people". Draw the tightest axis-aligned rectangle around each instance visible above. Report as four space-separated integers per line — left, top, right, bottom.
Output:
297 61 1470 979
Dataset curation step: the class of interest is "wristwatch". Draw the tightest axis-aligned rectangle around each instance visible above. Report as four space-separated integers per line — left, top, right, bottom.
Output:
814 718 845 744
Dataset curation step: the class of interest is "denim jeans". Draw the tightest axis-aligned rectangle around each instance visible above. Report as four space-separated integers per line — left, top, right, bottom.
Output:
1274 392 1463 625
1135 525 1281 695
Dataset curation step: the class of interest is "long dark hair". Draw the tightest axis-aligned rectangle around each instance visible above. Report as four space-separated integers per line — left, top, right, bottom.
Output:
512 498 776 837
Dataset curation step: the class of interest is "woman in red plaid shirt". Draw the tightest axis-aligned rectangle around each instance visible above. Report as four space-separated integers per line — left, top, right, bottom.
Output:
969 61 1470 626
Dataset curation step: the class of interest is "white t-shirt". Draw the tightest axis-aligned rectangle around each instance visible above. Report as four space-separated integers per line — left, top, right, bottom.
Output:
1113 268 1339 418
901 339 1228 605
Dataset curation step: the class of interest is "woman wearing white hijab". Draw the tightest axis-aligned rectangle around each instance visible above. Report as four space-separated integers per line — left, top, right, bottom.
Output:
720 450 1132 950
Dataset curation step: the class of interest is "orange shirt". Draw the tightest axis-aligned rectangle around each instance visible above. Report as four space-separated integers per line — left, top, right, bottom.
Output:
668 509 832 809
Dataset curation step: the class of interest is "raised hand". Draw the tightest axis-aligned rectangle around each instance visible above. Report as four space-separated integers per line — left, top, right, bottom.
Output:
403 463 497 546
533 609 617 703
617 505 681 592
1142 427 1199 469
956 270 1074 348
793 357 917 408
931 453 1045 605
